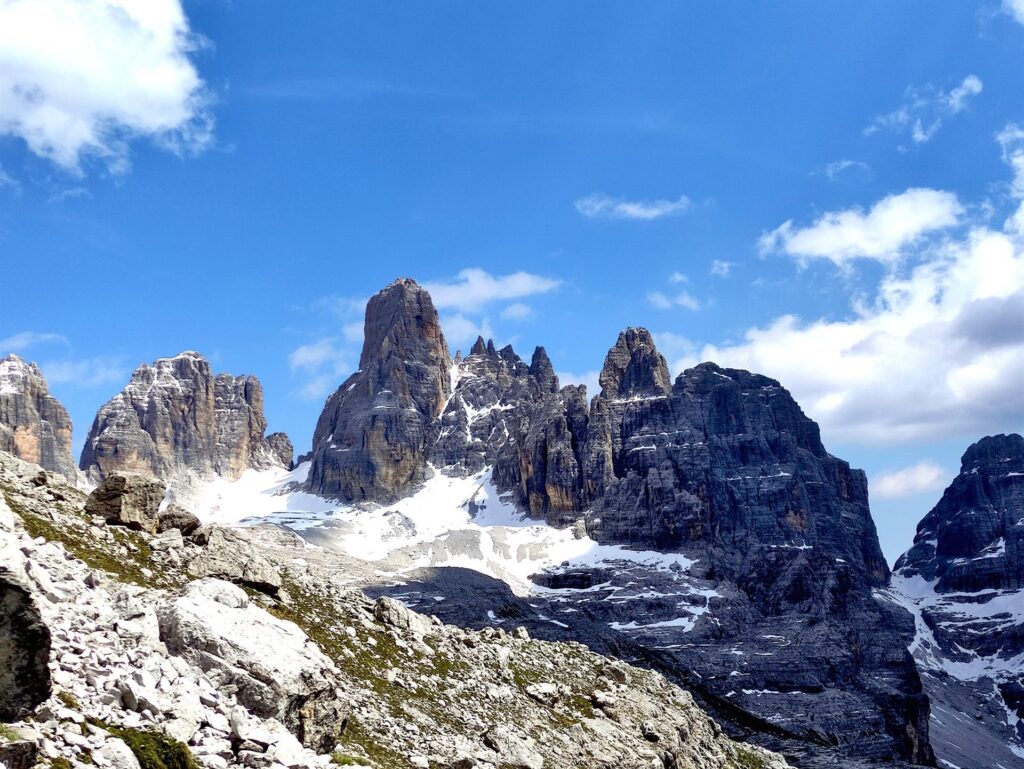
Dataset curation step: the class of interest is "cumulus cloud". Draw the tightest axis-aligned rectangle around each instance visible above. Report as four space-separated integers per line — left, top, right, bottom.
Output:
872 461 949 500
574 193 690 221
672 131 1024 446
865 75 982 145
442 314 495 349
759 188 963 267
423 268 561 313
0 331 67 353
0 0 213 175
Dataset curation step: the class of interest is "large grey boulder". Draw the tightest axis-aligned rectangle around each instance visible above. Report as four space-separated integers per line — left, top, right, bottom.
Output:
0 497 51 719
0 354 75 479
84 473 166 533
307 279 452 501
79 351 288 485
186 528 282 595
157 579 347 752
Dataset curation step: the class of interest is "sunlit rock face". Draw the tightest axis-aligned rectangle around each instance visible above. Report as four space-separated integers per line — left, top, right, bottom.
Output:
0 355 75 479
79 351 287 486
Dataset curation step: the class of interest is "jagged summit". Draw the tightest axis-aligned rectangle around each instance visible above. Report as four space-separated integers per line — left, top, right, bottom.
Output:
598 327 672 398
0 354 75 479
79 351 288 489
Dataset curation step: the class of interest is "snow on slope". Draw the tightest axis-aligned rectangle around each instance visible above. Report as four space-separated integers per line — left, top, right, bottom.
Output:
191 463 696 595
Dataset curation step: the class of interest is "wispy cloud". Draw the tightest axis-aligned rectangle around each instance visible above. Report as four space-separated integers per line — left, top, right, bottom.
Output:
819 159 871 182
40 356 126 388
1005 0 1024 24
442 314 495 348
574 193 690 221
423 268 561 313
648 290 700 311
865 75 982 145
500 302 533 321
0 0 213 175
0 331 67 353
759 188 962 267
288 338 351 401
710 260 734 277
872 461 948 499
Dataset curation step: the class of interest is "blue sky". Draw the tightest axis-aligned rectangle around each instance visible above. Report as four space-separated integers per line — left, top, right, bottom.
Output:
3 1 1024 562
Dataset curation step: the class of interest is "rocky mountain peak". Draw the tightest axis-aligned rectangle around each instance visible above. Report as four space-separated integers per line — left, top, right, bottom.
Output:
598 327 672 398
358 277 452 418
306 279 452 500
960 432 1024 472
79 351 288 490
528 346 558 393
470 336 488 356
0 354 75 479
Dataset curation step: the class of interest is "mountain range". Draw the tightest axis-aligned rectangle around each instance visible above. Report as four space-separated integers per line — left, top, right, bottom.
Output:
0 277 1021 769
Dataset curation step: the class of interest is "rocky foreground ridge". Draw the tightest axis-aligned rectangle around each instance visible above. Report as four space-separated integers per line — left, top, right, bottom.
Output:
0 450 786 769
78 352 291 498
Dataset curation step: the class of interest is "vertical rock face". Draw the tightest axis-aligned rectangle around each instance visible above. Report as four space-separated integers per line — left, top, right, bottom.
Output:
0 355 75 479
889 434 1024 767
266 432 294 469
79 352 288 485
307 278 452 501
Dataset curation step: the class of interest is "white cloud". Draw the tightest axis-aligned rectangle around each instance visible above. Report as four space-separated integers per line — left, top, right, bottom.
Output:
442 314 495 349
674 131 1024 446
710 259 734 277
865 75 982 145
0 0 212 175
288 338 351 400
500 302 533 321
669 271 688 284
872 461 948 500
424 268 561 313
759 188 962 267
40 356 126 388
574 193 690 221
0 331 67 353
557 369 600 397
648 290 700 311
653 331 696 361
1005 0 1024 24
821 159 871 182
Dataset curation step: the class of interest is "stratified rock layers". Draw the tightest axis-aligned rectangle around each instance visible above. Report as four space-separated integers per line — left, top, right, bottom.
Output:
0 355 75 479
79 352 288 484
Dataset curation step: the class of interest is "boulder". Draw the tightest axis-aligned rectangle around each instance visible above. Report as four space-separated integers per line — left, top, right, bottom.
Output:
186 528 282 596
157 579 347 752
157 504 202 535
85 473 166 533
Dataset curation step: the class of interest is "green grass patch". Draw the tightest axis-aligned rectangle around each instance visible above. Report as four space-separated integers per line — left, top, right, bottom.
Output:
50 758 74 769
94 724 199 769
330 753 369 766
56 691 81 710
733 744 766 769
0 724 20 742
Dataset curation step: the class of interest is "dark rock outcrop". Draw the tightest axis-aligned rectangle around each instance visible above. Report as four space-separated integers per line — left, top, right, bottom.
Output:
84 473 167 533
0 574 51 720
79 352 289 485
266 432 294 470
0 355 75 479
890 434 1024 767
307 279 452 500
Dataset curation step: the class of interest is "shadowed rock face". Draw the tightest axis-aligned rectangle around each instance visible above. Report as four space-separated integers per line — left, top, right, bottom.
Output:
890 434 1024 766
0 355 75 479
79 352 288 485
307 278 452 501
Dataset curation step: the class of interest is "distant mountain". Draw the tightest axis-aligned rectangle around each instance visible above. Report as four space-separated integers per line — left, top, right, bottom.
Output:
79 351 290 496
0 354 75 479
888 434 1024 768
